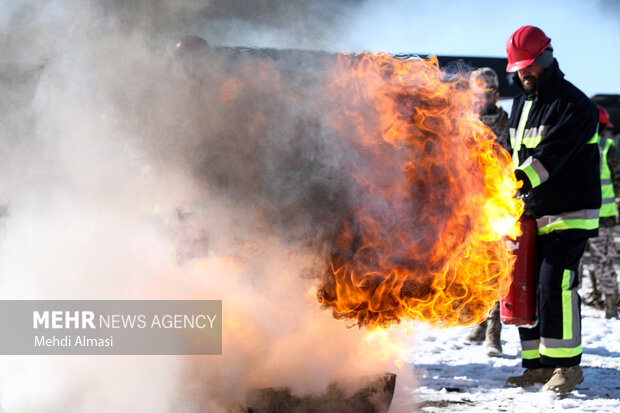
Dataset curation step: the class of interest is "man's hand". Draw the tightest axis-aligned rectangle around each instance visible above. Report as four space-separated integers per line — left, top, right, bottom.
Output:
515 169 532 196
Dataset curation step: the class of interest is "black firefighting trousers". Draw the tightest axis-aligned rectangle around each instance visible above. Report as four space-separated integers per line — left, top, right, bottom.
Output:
518 232 587 368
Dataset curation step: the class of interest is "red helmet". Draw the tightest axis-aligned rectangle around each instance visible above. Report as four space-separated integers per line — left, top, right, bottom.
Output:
598 105 614 128
506 26 551 73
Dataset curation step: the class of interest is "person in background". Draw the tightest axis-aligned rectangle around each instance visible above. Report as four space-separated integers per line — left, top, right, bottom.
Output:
463 67 510 356
470 67 510 152
503 26 600 394
583 105 620 318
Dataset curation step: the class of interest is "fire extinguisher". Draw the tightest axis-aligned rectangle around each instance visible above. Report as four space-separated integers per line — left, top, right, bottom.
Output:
500 214 537 326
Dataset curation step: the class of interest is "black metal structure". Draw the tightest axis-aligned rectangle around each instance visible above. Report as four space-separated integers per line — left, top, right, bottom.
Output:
392 54 520 98
181 38 620 135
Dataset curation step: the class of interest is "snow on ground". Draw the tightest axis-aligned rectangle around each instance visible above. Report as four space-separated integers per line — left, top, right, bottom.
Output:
403 278 620 413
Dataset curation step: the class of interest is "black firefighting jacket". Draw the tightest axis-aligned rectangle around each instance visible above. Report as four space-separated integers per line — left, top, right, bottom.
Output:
509 59 600 237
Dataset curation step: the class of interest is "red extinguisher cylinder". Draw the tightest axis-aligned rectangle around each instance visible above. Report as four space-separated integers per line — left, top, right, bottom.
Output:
500 215 537 326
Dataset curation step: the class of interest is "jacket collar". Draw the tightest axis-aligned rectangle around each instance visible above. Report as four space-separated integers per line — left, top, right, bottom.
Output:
516 59 565 101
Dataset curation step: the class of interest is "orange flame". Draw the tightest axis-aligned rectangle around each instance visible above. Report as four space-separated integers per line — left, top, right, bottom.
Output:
317 53 523 328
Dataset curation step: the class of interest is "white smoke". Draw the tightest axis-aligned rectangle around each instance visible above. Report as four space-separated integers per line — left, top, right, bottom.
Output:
0 1 415 412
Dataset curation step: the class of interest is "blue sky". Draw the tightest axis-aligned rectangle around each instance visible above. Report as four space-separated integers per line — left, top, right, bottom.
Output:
336 0 620 97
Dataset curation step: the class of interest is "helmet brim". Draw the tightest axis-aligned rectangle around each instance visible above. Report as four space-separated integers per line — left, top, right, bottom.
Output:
506 57 536 73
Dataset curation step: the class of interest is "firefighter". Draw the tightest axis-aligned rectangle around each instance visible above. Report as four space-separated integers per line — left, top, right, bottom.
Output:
583 106 619 318
463 67 510 356
503 26 600 394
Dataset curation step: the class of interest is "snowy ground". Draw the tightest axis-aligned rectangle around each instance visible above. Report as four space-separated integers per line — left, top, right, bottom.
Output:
405 280 620 412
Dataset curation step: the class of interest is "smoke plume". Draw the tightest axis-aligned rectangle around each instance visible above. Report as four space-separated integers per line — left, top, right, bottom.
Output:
0 1 418 412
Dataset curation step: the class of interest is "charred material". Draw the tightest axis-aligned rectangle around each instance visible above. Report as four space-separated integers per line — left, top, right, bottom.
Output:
236 373 396 413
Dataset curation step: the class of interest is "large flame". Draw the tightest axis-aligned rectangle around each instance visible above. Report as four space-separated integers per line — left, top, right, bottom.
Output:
317 54 523 328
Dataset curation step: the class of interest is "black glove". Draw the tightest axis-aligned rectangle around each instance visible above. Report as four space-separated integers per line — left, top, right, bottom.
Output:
515 169 532 195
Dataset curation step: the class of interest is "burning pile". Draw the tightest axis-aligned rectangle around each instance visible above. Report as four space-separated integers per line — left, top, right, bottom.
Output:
171 42 523 330
317 54 523 328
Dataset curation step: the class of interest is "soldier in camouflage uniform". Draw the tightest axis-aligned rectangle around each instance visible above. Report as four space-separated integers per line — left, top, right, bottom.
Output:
464 67 510 356
584 106 620 318
470 67 510 152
